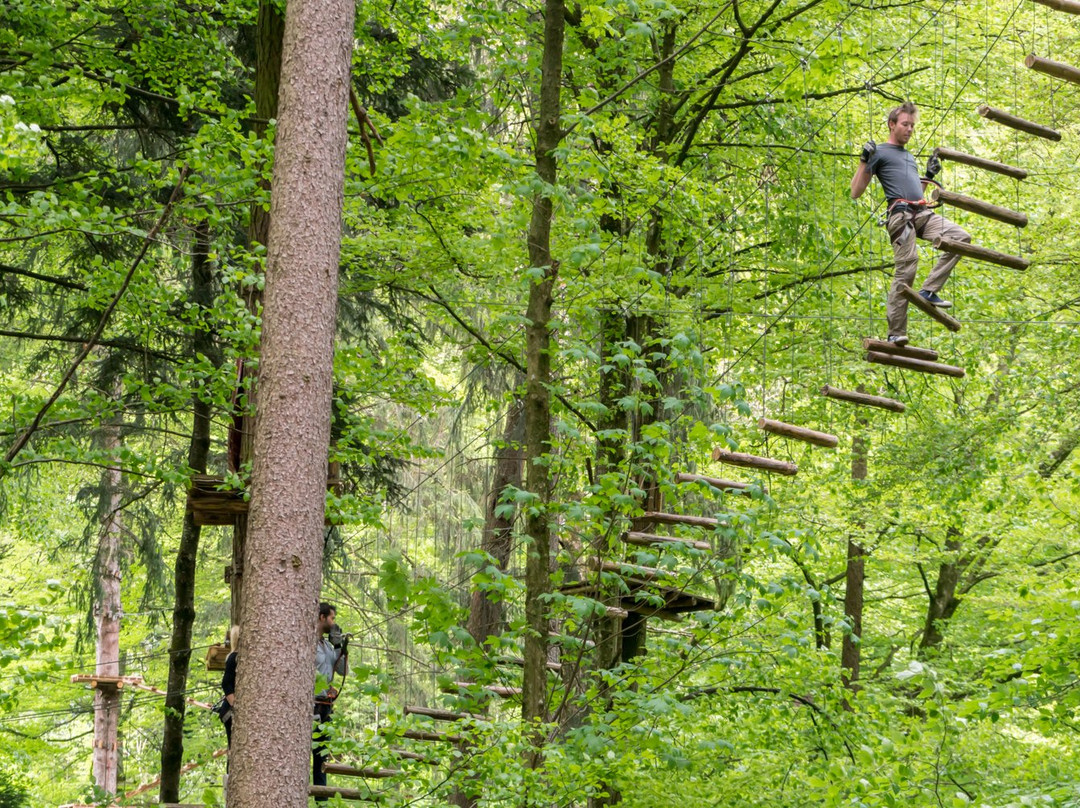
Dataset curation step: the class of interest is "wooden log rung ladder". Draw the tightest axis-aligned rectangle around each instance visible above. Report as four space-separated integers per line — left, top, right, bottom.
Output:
933 147 1027 181
1032 0 1080 13
899 284 962 332
820 385 906 413
933 237 1030 271
862 338 939 362
865 351 965 378
757 417 838 448
1025 53 1080 86
711 448 798 476
978 104 1061 141
928 187 1027 228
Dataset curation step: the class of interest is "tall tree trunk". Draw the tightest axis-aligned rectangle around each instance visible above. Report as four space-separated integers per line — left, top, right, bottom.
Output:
918 528 964 655
228 0 353 805
841 408 868 694
93 391 124 796
231 0 285 629
467 397 525 645
521 0 565 769
160 222 220 801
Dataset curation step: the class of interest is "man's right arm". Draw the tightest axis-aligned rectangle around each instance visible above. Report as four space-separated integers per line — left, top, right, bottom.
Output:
850 162 872 199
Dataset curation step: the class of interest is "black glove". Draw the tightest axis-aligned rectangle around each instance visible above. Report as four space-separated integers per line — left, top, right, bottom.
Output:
860 140 876 163
925 152 941 179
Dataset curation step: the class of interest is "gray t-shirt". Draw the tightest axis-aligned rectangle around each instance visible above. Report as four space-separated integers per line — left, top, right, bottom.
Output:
867 143 924 204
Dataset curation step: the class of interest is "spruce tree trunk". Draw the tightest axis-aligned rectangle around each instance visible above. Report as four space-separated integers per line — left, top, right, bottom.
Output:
227 0 354 804
160 222 219 802
522 0 565 765
93 396 124 796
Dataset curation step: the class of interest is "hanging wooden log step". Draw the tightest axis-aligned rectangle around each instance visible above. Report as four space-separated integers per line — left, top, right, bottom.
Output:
862 338 939 362
588 557 681 582
711 448 798 476
497 655 562 672
865 351 965 378
381 728 462 743
388 748 436 763
978 105 1061 141
1032 0 1080 12
623 531 711 552
323 763 401 779
758 418 838 449
1025 54 1080 85
403 706 486 722
899 284 962 332
933 237 1030 271
675 471 752 492
309 786 380 802
821 385 906 413
447 681 522 698
634 511 728 530
933 147 1027 181
928 187 1027 228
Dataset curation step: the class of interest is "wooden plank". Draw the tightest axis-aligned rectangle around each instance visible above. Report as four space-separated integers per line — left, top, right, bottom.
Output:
711 448 797 476
861 338 939 362
933 237 1030 271
758 418 838 448
623 531 711 551
821 385 906 413
1032 0 1080 12
403 705 486 722
323 763 401 779
933 147 1027 180
978 104 1061 141
635 511 728 530
928 187 1027 228
309 785 380 802
675 471 752 492
1026 53 1080 85
898 284 962 332
865 351 965 378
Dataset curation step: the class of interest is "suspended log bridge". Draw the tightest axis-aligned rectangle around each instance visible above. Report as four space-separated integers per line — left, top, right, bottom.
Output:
447 681 522 698
933 237 1030 270
381 728 462 743
634 511 728 530
323 763 401 779
1025 54 1080 86
309 785 380 802
403 706 486 722
978 105 1061 141
933 147 1027 181
675 471 752 492
1032 0 1080 12
928 187 1027 228
862 338 939 362
820 385 906 413
899 284 962 332
711 448 798 476
623 531 711 552
865 351 966 378
757 417 838 448
588 557 682 583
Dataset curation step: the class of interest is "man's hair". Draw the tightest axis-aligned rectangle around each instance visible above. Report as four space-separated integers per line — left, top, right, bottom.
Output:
887 101 918 125
318 602 335 618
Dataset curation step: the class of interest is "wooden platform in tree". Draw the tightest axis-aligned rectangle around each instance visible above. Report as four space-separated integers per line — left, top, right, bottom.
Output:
186 474 338 526
205 643 230 671
560 577 715 618
70 674 143 691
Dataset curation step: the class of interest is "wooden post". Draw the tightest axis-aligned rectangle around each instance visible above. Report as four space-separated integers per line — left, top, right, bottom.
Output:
675 471 751 491
899 284 962 332
757 417 838 448
861 338 939 362
865 351 965 378
928 187 1027 228
1025 54 1080 85
711 448 798 476
933 237 1030 271
1032 0 1080 13
821 385 906 413
978 104 1061 141
933 147 1027 181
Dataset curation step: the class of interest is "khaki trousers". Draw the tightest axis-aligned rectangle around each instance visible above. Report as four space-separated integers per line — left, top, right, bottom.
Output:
885 208 970 336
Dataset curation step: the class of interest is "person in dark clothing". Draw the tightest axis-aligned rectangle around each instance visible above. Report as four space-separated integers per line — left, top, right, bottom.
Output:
313 602 348 800
221 625 238 750
851 101 971 345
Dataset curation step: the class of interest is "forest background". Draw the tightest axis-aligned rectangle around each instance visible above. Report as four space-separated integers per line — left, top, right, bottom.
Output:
1 0 1080 805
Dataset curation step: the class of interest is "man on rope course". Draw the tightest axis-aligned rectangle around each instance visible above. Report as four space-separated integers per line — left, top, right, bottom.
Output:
313 601 349 801
851 100 971 346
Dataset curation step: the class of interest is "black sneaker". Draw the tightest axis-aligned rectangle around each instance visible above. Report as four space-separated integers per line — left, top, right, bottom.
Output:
919 289 952 308
887 335 909 347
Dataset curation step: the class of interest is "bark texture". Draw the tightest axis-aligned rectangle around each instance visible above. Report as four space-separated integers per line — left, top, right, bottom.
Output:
228 0 354 804
521 0 565 755
160 222 219 802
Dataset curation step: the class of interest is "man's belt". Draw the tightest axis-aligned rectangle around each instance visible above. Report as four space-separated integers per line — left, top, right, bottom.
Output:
887 199 928 216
